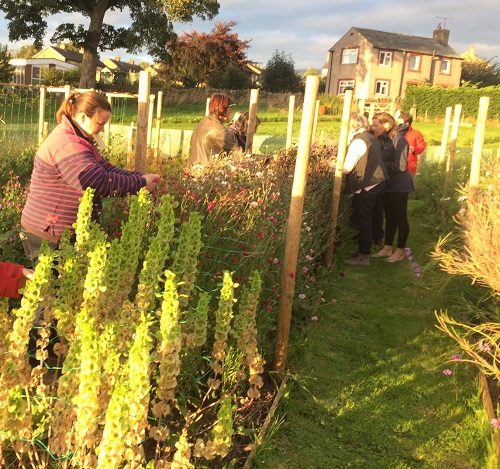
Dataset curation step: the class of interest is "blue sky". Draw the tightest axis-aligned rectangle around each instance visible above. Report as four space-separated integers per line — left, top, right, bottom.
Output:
1 0 499 69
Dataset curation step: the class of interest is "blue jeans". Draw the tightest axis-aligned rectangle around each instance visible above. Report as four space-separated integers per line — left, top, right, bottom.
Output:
353 182 386 255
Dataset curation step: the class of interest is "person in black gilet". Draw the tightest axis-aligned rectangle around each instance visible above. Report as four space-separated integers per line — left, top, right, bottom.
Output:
343 112 388 266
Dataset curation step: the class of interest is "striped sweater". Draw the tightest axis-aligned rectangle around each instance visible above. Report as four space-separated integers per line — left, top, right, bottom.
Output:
21 115 145 236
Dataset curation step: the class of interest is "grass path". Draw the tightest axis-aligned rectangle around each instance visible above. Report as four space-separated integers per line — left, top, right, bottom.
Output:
252 200 493 469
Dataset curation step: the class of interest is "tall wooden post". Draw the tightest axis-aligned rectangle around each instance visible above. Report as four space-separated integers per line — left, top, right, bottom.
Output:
446 104 462 185
274 75 320 374
438 107 452 168
246 88 259 154
127 122 134 169
324 90 353 266
286 95 295 150
38 86 47 144
147 93 155 147
205 97 210 116
104 94 112 144
154 91 163 160
469 97 489 201
135 71 150 173
312 99 320 142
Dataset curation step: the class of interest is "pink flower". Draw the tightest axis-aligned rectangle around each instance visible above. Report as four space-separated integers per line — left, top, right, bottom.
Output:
311 316 318 321
491 419 500 428
302 267 308 273
442 369 452 375
208 201 216 212
451 354 462 361
289 272 295 279
299 294 305 299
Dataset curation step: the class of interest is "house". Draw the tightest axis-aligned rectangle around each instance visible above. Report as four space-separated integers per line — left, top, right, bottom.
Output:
98 57 144 85
9 44 105 85
325 25 462 100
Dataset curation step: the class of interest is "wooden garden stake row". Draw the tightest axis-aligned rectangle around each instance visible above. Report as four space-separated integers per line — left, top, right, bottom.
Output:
274 75 320 374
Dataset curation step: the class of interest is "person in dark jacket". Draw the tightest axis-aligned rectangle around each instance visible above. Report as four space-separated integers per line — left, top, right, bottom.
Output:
20 91 161 261
343 112 388 267
371 112 414 263
186 93 241 168
0 261 33 298
229 111 261 151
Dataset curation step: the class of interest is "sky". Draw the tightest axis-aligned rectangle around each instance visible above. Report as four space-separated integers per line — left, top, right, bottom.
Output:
1 0 499 70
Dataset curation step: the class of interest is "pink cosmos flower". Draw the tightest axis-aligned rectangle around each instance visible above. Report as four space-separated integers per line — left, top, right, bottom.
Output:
442 369 452 376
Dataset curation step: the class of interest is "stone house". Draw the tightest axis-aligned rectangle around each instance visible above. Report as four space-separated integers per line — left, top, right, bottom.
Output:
325 25 463 99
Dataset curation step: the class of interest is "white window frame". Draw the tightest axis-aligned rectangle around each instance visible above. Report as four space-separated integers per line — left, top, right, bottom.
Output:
375 80 389 96
341 48 359 65
440 59 451 74
338 79 355 95
408 54 422 71
379 51 392 67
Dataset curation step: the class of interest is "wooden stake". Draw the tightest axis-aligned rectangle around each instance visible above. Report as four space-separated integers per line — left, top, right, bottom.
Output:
147 93 155 147
286 95 295 150
38 86 46 144
274 75 320 374
438 107 452 168
312 99 320 142
469 96 489 201
324 90 353 267
245 88 259 154
135 71 150 173
154 91 163 161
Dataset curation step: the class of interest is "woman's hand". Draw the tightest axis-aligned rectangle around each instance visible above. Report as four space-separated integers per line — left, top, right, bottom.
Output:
143 174 164 192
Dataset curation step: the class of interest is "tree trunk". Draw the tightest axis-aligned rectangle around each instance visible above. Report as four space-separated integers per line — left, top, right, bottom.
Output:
79 0 109 89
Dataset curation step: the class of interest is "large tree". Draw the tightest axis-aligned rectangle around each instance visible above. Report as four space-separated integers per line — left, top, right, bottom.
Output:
0 43 14 82
159 21 250 88
0 0 220 88
460 56 500 87
261 50 301 93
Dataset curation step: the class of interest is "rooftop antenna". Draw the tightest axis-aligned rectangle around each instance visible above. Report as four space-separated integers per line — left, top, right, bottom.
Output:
436 17 453 29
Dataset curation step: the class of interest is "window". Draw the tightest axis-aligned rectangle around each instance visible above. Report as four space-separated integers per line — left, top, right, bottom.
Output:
375 80 389 96
408 54 422 71
338 80 355 95
31 66 45 86
341 48 358 64
440 59 451 74
379 51 392 67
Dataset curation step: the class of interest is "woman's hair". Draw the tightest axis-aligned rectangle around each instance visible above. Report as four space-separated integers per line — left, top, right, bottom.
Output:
349 112 370 131
373 112 396 135
208 93 234 119
56 91 112 123
233 112 261 137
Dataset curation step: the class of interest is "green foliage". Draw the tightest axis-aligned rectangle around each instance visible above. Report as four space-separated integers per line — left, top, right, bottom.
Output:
40 66 81 87
208 64 252 90
461 56 500 87
14 44 41 59
0 0 219 88
404 84 500 119
0 43 14 83
261 50 302 93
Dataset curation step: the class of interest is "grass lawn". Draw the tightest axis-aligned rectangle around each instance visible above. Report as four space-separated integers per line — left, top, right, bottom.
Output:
250 198 495 469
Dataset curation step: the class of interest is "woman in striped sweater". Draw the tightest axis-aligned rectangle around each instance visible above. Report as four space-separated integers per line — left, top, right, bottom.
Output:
20 91 161 260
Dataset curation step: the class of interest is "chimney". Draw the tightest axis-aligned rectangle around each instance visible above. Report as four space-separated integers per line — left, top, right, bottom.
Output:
115 56 121 62
128 59 135 65
433 24 450 45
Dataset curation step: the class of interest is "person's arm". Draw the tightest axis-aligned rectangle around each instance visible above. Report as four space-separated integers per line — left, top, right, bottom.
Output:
217 127 241 153
343 139 367 174
413 130 426 156
57 143 160 197
0 261 26 298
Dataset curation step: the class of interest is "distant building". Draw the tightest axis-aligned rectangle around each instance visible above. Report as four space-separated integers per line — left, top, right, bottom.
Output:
98 57 144 85
9 44 105 85
325 25 463 99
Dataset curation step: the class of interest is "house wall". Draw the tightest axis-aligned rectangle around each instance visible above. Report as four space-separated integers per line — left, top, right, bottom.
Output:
326 29 462 100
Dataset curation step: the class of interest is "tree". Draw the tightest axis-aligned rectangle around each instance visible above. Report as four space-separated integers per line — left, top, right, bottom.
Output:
460 56 500 87
159 21 250 88
261 50 301 93
0 0 219 89
0 43 14 82
15 45 41 58
207 64 252 90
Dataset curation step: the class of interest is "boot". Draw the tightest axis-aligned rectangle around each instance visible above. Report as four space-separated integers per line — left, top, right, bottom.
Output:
345 254 370 266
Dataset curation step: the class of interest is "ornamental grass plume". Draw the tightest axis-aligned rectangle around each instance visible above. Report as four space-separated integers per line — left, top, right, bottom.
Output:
432 168 500 297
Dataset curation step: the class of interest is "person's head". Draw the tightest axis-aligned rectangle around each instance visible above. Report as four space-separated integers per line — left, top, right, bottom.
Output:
233 112 261 137
209 93 235 122
349 112 370 133
396 111 413 126
57 91 111 139
372 112 396 137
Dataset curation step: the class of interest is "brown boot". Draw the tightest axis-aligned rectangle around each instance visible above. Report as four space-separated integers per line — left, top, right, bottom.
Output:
345 254 370 266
